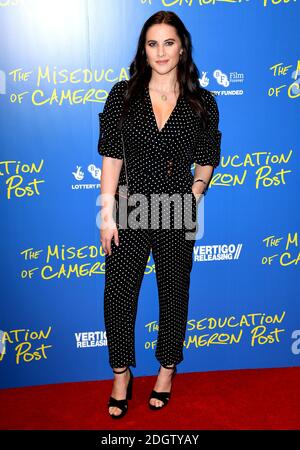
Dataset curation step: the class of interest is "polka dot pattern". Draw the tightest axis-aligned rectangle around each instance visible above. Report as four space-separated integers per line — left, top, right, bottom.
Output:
98 80 222 196
103 228 195 368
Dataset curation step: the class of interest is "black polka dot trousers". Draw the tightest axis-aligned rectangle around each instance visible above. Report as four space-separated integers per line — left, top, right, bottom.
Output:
103 227 195 369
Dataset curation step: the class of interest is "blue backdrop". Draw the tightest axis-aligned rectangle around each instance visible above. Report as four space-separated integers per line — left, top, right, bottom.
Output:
0 0 299 389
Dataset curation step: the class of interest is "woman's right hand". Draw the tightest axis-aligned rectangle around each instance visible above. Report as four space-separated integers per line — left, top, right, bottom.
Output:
100 220 119 256
99 156 123 255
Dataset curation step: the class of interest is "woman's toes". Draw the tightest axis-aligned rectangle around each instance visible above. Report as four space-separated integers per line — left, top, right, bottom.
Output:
150 399 163 407
109 406 122 416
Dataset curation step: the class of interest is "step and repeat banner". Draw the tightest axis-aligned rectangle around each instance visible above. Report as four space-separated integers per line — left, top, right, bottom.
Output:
0 0 299 389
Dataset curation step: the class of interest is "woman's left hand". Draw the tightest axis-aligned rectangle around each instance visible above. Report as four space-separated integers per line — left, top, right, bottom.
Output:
192 183 204 201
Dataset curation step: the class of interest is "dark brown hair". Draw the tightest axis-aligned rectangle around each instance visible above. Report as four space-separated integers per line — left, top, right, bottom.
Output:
119 10 211 129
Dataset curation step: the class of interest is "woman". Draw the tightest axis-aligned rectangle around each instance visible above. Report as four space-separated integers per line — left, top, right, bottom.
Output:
98 10 222 419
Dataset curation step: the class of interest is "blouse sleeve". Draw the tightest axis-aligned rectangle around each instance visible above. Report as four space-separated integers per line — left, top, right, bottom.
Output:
97 80 127 159
193 90 222 168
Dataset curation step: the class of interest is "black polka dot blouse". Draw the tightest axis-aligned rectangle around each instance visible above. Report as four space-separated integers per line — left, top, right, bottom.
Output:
98 80 222 197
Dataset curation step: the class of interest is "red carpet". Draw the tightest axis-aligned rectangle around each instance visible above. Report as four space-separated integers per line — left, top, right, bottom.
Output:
0 366 299 430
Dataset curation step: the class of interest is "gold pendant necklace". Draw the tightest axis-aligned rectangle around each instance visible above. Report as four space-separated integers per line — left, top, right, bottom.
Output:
149 84 178 102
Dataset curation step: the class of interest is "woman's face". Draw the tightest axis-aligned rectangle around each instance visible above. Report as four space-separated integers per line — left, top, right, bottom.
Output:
145 23 182 76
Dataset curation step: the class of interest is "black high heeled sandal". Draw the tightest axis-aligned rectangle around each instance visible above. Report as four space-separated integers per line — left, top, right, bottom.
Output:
107 366 133 419
148 364 177 410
